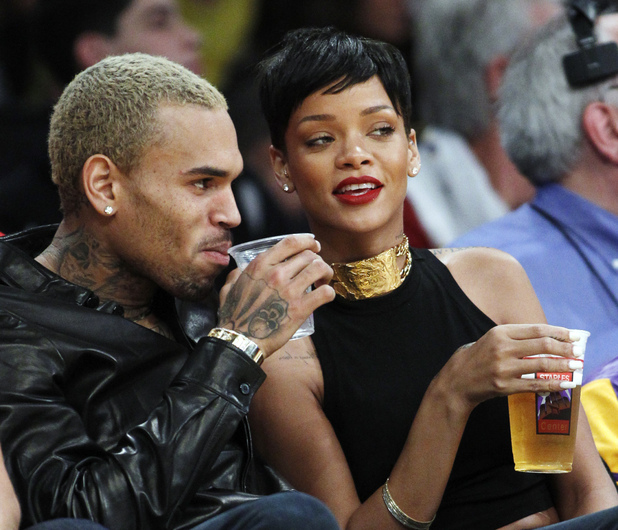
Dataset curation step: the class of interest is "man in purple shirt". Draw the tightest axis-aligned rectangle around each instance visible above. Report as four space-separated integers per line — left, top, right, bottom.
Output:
452 7 618 383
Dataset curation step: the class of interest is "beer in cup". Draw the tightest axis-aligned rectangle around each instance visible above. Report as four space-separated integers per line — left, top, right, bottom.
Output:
508 329 589 473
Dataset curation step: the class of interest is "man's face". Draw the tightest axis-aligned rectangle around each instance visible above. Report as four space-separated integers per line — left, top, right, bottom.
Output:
598 13 618 45
111 104 243 301
109 0 202 74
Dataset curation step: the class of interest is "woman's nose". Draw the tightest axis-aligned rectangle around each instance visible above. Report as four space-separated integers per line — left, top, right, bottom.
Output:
335 139 372 169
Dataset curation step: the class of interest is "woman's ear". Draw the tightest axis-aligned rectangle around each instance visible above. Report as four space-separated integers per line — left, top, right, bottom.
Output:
407 129 421 178
269 145 295 193
82 154 118 216
582 101 618 164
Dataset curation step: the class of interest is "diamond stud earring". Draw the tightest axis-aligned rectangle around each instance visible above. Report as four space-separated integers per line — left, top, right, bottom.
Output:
104 206 114 215
283 184 290 192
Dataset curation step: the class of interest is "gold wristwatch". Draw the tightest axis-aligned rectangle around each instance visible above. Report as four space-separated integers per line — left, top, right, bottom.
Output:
207 328 264 366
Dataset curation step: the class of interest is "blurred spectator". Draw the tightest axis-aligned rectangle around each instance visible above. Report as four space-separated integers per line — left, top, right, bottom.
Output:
582 361 618 486
407 0 561 246
178 0 257 88
0 0 202 235
452 10 618 381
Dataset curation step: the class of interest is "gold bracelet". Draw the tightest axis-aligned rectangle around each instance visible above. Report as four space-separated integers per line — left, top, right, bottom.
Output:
207 328 264 366
382 478 435 529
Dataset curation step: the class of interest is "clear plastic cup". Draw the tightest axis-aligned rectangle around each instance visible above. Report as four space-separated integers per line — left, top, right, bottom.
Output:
228 234 315 340
508 329 590 473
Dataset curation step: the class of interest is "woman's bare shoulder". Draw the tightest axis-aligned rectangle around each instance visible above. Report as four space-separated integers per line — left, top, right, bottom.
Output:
430 245 519 269
429 246 545 325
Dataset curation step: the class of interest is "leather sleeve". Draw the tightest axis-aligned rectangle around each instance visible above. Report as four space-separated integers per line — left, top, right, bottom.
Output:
0 318 265 529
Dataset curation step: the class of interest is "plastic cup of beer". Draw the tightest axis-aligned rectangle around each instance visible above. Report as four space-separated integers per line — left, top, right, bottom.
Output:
228 234 315 340
508 329 590 473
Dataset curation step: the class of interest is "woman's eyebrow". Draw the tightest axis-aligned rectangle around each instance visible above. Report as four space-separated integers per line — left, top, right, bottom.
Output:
298 113 336 124
298 105 394 125
360 105 395 116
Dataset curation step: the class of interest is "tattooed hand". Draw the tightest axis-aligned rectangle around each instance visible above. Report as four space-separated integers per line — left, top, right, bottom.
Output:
218 234 335 357
218 273 289 339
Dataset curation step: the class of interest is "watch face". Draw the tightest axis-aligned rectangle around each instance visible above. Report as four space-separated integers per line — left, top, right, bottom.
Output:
208 328 263 365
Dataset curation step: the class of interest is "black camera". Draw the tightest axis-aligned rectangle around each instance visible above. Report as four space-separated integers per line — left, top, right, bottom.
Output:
563 0 618 86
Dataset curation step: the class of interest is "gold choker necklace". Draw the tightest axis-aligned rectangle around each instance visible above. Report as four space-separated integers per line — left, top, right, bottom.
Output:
330 236 412 301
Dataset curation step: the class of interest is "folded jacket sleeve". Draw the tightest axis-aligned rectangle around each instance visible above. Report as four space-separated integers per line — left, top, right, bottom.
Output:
0 316 265 530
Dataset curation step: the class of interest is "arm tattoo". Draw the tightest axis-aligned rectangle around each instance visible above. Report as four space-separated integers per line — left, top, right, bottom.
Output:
278 345 317 365
430 247 471 256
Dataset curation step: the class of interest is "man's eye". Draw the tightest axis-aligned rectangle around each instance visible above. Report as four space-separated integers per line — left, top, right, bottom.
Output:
194 179 211 190
148 11 173 31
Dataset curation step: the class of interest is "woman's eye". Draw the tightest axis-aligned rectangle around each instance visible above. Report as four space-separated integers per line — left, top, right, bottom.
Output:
306 135 333 147
371 125 396 137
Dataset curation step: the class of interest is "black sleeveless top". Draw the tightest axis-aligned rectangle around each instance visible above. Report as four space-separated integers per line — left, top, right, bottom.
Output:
313 248 553 530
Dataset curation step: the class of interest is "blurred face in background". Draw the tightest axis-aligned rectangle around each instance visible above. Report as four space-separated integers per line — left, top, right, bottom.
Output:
353 0 412 46
107 0 203 74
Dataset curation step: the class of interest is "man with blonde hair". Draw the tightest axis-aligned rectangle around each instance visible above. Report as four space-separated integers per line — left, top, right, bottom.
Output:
0 52 338 530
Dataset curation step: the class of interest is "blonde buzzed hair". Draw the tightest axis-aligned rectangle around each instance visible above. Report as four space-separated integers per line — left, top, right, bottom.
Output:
49 52 228 216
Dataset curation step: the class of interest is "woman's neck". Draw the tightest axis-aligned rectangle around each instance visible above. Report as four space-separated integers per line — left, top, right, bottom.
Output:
327 234 412 301
314 227 406 265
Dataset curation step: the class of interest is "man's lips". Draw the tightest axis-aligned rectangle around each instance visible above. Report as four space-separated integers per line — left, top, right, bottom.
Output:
201 241 232 266
333 176 383 205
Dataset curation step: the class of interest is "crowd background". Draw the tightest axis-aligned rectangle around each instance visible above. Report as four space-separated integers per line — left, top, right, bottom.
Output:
0 0 554 245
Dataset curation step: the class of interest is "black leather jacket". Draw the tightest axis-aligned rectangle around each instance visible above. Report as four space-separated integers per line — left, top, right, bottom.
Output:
0 226 288 529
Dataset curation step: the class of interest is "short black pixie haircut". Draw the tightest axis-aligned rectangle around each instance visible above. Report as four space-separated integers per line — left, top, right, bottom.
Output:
257 26 413 151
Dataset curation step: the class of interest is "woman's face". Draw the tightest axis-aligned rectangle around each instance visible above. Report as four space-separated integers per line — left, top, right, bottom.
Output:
272 76 419 240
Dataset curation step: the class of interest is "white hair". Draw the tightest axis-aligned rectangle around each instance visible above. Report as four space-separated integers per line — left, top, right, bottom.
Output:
498 13 618 185
413 0 558 141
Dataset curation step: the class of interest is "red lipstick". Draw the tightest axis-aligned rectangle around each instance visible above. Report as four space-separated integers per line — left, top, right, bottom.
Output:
333 176 383 205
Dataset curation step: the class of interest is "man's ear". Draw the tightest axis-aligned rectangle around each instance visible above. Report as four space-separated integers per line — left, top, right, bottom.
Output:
485 54 510 102
74 32 112 70
269 145 295 192
582 101 618 164
82 154 118 216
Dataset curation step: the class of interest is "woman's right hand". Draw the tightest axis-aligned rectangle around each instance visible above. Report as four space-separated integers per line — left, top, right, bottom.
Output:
435 324 583 416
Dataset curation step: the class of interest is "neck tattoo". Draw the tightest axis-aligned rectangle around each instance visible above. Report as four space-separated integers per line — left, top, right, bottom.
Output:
124 305 154 322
